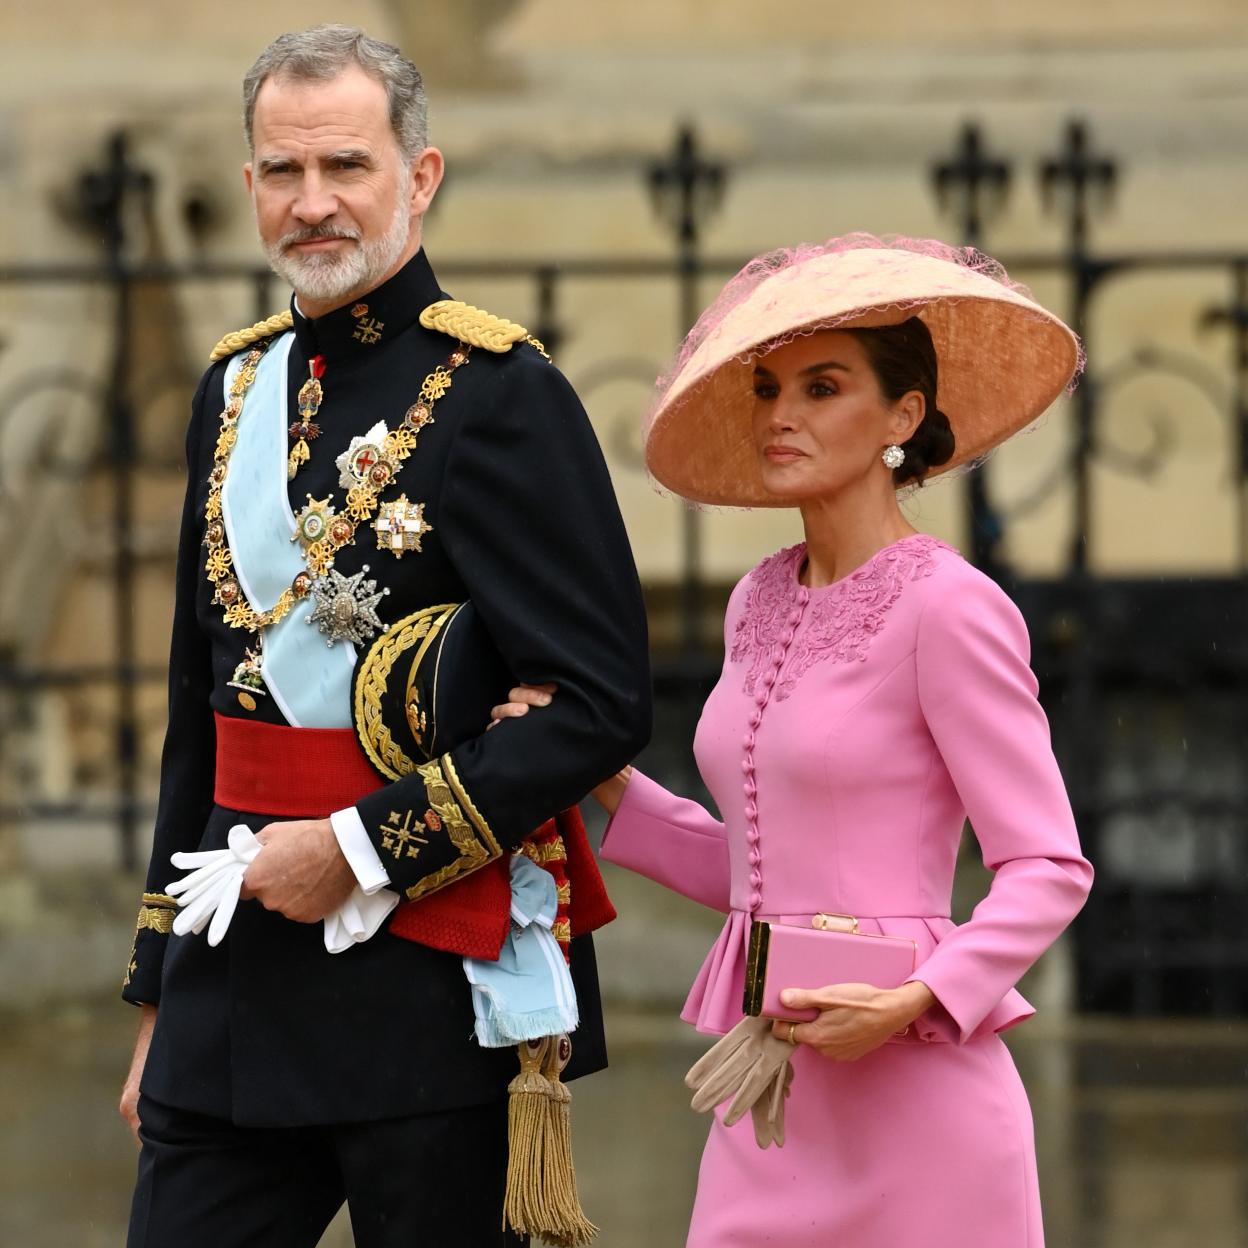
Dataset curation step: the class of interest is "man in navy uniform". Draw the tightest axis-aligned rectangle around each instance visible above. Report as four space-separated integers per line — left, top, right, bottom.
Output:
119 24 650 1247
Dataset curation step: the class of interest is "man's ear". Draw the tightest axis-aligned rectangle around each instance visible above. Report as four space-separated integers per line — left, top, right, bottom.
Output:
409 146 445 217
243 162 254 197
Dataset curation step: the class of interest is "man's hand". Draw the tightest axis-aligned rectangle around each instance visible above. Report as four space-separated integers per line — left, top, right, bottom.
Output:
119 1004 157 1148
240 818 356 923
771 981 936 1062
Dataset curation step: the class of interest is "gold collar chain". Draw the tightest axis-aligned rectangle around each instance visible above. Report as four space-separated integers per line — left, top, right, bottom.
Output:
202 338 471 634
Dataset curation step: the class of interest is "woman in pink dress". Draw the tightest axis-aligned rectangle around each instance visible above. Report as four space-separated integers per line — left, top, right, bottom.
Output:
496 235 1092 1247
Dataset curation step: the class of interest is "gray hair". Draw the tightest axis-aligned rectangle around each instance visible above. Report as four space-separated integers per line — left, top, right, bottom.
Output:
243 24 428 158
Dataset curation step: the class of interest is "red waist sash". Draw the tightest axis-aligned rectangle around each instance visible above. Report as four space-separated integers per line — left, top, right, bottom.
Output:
212 712 615 960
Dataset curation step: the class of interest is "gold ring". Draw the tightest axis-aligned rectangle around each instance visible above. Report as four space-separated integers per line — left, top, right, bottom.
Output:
786 1022 798 1046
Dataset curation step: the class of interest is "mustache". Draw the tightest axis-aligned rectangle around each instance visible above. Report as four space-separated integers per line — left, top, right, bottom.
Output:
278 224 362 250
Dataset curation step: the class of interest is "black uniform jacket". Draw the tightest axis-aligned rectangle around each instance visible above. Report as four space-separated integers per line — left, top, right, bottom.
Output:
122 250 652 1127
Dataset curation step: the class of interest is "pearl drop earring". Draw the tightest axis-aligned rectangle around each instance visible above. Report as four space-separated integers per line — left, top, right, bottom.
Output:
882 444 905 470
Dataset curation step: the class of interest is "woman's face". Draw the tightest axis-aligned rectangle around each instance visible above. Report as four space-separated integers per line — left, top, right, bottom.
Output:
750 329 922 501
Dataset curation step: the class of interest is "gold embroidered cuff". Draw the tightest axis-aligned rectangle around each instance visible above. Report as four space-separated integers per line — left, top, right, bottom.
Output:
550 919 572 945
135 904 175 935
402 757 502 901
142 892 179 909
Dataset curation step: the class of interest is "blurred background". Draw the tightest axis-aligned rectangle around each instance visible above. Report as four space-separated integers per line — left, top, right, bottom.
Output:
1 1 1246 1245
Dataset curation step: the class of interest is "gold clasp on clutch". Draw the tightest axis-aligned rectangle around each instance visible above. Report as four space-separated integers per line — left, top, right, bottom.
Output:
812 912 859 934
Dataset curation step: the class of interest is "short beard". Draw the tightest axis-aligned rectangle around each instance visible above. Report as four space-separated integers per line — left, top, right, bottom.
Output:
264 183 412 308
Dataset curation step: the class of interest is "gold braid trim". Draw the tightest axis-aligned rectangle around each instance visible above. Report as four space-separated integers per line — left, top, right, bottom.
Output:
442 753 501 855
135 905 175 935
209 310 294 362
419 300 550 359
404 758 502 901
142 892 179 909
519 839 568 866
353 604 459 781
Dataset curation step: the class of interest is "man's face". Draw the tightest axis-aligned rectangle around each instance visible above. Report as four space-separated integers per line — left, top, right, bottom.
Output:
244 65 441 314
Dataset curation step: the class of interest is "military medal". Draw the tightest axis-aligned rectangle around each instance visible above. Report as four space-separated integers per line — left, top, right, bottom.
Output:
336 422 396 492
375 494 432 558
203 333 474 663
307 564 390 646
227 646 267 710
288 354 326 480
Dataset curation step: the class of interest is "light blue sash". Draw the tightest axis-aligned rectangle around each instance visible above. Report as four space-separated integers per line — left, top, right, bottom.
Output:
220 337 356 728
463 856 579 1047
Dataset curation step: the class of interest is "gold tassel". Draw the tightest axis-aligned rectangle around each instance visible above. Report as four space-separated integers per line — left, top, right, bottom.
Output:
504 1038 553 1238
503 1035 598 1246
540 1035 598 1247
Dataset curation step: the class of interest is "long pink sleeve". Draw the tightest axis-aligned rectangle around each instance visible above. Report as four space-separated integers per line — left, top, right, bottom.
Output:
599 769 732 912
910 575 1093 1042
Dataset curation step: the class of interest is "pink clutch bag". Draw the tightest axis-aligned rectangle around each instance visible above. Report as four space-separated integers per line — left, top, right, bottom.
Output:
743 914 917 1023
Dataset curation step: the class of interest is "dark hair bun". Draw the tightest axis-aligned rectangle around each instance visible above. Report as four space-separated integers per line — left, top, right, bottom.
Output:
844 318 956 487
897 405 955 486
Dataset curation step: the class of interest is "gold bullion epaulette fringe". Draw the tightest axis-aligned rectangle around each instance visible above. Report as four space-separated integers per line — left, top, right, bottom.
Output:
209 310 295 363
420 300 550 359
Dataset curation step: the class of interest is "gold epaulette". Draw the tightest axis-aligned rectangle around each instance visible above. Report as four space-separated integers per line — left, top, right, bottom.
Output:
208 310 295 363
420 300 550 359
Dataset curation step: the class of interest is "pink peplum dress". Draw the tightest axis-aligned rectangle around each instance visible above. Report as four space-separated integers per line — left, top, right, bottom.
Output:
600 534 1093 1247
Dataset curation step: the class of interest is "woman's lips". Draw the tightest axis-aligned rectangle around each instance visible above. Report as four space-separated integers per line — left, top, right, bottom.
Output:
764 445 806 463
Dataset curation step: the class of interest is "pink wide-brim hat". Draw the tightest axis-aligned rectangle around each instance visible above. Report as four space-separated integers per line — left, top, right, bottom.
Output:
644 234 1082 507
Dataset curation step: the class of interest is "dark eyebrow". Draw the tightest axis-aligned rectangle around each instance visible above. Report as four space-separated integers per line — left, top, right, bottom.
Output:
753 360 852 378
256 155 299 174
326 148 374 164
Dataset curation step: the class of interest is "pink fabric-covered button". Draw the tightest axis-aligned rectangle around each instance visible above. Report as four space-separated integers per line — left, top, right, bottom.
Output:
743 779 757 798
743 732 755 750
780 628 795 646
741 758 752 775
749 870 762 890
749 709 762 728
747 849 761 867
744 802 758 821
762 669 776 688
748 891 762 910
787 608 802 626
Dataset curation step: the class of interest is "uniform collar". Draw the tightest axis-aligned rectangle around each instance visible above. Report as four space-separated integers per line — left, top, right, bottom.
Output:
290 248 443 368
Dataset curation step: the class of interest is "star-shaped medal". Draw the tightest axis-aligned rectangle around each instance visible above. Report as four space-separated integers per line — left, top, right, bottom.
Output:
336 421 392 492
291 495 336 550
306 564 390 646
374 494 432 558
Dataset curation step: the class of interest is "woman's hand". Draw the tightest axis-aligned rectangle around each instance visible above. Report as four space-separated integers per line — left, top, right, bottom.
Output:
590 766 632 816
771 980 936 1062
488 683 556 729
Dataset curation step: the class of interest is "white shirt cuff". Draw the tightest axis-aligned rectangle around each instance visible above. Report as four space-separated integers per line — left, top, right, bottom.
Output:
329 806 391 895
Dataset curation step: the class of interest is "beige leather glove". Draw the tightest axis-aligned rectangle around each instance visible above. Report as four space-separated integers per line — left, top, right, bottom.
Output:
750 1055 795 1149
685 1016 795 1150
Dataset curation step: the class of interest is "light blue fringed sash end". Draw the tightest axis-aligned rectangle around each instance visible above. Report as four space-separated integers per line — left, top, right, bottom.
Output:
464 855 579 1047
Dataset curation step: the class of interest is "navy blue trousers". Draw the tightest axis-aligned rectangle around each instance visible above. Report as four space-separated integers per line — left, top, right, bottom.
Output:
127 1093 529 1248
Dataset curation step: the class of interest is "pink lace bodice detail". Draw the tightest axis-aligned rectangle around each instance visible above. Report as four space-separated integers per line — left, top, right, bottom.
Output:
730 535 953 700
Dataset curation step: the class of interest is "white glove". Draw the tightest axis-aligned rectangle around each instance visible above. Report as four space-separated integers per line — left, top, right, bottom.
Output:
167 824 398 952
168 824 258 945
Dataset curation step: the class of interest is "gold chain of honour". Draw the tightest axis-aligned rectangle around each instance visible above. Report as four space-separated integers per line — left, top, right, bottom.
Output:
201 338 472 632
